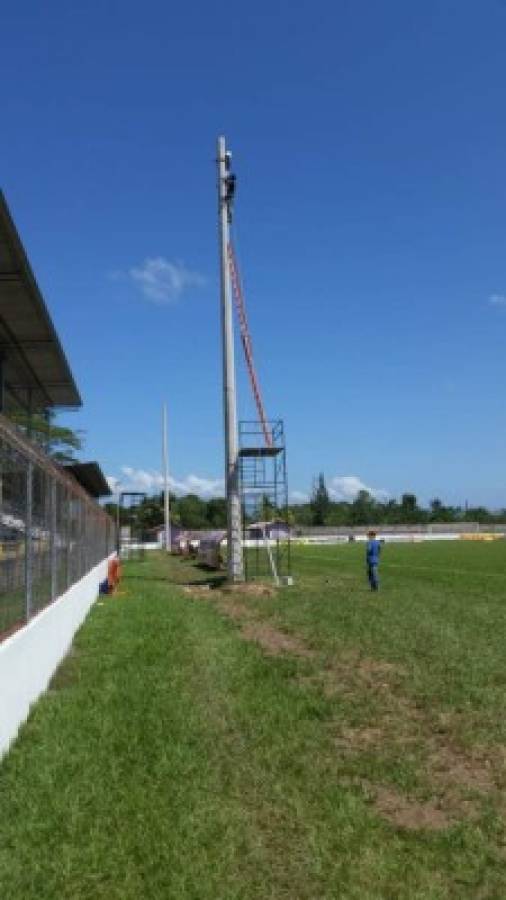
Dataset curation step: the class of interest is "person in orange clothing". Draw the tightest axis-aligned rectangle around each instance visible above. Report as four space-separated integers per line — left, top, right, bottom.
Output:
107 555 121 594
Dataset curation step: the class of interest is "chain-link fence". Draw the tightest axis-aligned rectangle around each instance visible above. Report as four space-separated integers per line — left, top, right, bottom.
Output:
0 414 115 639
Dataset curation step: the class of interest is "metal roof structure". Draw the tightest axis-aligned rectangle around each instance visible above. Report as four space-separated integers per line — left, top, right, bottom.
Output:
64 462 112 498
0 191 81 411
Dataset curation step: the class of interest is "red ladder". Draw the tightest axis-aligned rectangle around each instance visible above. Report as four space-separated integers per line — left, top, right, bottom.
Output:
227 241 272 447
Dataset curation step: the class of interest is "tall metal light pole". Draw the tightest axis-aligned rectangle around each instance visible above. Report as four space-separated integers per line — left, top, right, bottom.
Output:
217 135 244 581
162 402 171 552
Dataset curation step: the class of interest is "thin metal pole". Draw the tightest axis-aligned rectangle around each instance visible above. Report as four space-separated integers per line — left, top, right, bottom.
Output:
50 477 57 600
217 136 243 582
162 402 171 552
25 460 33 620
27 389 33 440
116 489 121 555
0 353 5 413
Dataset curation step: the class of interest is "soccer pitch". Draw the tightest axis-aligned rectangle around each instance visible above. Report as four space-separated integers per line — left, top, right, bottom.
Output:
0 543 505 899
292 536 506 583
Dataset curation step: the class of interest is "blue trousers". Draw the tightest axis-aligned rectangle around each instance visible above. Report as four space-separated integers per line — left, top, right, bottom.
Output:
367 563 379 591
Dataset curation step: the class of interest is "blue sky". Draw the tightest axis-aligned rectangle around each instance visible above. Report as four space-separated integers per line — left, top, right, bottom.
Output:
2 0 506 507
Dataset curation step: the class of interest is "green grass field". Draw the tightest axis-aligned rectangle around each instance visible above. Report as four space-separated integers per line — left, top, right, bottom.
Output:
0 542 505 899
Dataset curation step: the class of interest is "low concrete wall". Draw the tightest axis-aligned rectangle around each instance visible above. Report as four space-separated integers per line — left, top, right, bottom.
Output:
295 523 506 537
0 554 113 759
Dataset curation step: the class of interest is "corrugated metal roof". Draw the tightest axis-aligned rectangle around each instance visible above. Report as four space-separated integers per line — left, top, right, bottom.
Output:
64 462 112 498
0 191 81 410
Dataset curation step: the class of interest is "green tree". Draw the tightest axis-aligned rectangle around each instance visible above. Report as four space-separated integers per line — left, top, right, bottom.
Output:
350 489 376 525
290 503 314 526
463 506 491 523
310 473 330 526
381 499 400 524
206 497 227 528
177 494 208 528
8 410 83 463
399 493 424 524
259 494 276 521
136 496 164 530
325 502 351 526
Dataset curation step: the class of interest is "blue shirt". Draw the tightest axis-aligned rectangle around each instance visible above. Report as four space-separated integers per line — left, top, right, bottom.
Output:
366 539 381 565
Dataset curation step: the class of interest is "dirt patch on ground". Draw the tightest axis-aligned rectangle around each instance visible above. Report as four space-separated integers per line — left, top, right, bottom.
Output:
356 657 407 681
221 582 277 598
307 651 505 821
333 714 501 823
240 623 315 658
184 580 276 605
213 593 313 658
181 585 216 599
311 652 407 701
427 743 496 795
216 599 257 623
371 785 452 831
335 726 386 751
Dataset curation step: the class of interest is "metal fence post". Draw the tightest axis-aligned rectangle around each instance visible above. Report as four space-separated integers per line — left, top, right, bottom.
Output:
0 414 115 638
25 460 33 621
65 490 71 590
50 476 57 600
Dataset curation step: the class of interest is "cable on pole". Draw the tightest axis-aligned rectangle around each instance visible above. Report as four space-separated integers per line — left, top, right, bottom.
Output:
227 240 272 447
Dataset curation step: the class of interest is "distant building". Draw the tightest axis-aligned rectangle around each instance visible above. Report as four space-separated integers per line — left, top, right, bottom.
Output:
151 524 185 549
245 521 291 541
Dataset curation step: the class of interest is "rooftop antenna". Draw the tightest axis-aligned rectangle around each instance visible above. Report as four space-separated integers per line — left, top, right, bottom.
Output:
217 136 243 582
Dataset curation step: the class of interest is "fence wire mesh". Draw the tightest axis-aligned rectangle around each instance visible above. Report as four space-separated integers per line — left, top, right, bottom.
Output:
0 414 115 639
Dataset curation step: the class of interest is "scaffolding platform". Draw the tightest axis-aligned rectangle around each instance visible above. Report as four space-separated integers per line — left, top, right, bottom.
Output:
239 446 282 457
239 420 291 583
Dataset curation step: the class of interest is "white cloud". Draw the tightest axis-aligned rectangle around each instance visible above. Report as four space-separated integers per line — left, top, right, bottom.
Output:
489 293 506 306
107 466 224 499
290 490 309 503
328 475 389 502
106 475 121 494
128 257 205 304
176 474 224 497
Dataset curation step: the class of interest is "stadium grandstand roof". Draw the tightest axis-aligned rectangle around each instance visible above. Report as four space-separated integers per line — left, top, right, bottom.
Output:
64 462 112 498
0 191 81 411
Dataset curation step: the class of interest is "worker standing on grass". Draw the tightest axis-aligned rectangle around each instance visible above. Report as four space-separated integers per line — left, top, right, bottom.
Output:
366 530 381 592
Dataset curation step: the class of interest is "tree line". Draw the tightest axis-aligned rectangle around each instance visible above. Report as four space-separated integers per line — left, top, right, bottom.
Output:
103 473 506 531
294 473 505 527
104 494 229 531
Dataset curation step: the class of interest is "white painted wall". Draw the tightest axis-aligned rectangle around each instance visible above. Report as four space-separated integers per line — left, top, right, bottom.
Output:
0 554 113 759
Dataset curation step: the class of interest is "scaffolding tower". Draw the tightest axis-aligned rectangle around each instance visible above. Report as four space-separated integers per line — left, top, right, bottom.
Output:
239 419 291 583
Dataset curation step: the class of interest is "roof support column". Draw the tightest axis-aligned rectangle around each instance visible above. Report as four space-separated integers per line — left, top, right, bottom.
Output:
44 408 52 453
0 353 5 413
27 388 34 439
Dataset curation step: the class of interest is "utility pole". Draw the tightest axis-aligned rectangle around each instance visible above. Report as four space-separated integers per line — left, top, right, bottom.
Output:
162 402 171 552
116 484 121 555
217 135 243 581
